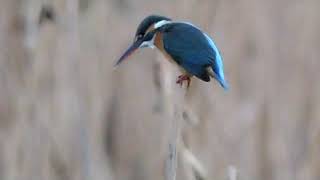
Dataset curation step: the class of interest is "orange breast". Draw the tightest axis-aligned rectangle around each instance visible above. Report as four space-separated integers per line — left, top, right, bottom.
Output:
154 32 189 75
154 32 176 64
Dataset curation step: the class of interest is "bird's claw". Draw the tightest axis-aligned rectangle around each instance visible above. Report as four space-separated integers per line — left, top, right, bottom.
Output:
176 75 191 88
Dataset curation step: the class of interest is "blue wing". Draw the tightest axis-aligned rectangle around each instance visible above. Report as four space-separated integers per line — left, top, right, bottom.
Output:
162 23 228 88
162 23 213 81
203 33 228 89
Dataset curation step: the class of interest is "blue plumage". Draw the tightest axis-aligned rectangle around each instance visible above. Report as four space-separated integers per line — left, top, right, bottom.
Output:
203 33 229 89
116 15 228 90
160 22 228 89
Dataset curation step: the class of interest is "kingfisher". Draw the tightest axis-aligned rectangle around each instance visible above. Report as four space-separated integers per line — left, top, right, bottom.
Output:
115 15 229 90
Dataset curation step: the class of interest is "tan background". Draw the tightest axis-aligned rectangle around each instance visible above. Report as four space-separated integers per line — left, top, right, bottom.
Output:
0 0 319 180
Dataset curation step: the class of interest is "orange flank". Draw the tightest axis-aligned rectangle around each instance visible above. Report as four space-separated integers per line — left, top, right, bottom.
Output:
154 32 176 64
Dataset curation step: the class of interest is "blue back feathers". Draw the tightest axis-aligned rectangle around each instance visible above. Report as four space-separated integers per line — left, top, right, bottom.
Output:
161 22 229 90
203 33 229 90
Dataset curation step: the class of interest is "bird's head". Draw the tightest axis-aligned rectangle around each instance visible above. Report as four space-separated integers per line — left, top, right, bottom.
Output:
115 15 171 66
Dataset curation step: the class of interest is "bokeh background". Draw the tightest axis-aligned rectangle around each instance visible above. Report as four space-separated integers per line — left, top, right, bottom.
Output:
0 0 320 180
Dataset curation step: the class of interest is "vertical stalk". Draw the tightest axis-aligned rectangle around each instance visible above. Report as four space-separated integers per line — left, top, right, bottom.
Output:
158 56 186 180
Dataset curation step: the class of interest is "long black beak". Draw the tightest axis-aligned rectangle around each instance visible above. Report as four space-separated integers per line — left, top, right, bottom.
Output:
115 39 143 66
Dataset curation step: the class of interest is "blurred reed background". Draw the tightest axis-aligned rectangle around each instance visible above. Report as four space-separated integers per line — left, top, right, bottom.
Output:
0 0 319 180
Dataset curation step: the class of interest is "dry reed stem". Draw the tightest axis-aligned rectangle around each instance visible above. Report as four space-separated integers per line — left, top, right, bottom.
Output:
158 52 208 180
158 54 207 180
158 55 185 180
179 141 207 180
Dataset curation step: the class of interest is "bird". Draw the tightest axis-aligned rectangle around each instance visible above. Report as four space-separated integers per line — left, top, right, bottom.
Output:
115 15 229 90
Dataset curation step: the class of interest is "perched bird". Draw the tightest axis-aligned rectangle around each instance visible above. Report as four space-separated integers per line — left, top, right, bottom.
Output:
115 15 229 90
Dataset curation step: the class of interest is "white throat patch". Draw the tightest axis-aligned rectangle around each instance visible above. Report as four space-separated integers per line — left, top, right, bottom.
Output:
154 20 172 29
139 35 156 49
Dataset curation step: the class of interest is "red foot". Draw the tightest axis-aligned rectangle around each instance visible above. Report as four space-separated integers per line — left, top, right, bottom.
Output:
176 75 191 87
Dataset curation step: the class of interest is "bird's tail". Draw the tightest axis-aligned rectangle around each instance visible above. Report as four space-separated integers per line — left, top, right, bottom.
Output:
207 67 229 90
